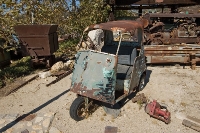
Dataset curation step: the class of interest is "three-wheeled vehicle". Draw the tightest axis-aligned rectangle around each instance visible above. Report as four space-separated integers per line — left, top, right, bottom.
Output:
70 20 147 121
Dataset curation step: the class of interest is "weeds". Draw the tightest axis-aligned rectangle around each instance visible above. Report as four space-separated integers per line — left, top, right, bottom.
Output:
54 39 78 58
137 100 144 110
0 56 33 88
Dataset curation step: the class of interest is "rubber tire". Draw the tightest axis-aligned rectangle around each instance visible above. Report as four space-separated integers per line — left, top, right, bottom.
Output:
70 97 86 121
137 74 146 92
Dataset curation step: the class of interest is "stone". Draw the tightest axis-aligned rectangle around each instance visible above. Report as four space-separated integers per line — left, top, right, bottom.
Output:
4 114 19 119
38 71 51 79
27 122 32 127
51 61 64 72
38 130 43 133
104 126 118 133
34 117 43 123
30 131 36 133
4 114 19 122
49 127 61 133
32 125 42 130
42 118 51 128
0 119 6 125
6 128 13 133
44 112 55 118
21 129 29 133
16 123 25 129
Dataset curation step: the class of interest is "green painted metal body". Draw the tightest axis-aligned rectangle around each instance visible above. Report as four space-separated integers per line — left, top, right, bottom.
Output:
71 50 117 104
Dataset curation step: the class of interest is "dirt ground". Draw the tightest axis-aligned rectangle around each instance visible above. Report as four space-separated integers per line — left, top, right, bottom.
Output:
0 66 200 133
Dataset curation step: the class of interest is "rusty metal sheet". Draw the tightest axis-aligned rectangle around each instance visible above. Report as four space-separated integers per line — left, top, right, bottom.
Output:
149 13 200 18
88 20 143 33
14 25 58 57
14 25 58 35
70 50 117 104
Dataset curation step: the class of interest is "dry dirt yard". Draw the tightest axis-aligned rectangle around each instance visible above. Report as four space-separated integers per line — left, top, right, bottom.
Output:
0 66 200 133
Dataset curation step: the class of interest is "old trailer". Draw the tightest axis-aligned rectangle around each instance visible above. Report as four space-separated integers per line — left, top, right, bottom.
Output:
15 25 58 67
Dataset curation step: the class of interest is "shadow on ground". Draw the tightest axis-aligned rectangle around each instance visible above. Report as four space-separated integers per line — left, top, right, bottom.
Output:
0 89 70 132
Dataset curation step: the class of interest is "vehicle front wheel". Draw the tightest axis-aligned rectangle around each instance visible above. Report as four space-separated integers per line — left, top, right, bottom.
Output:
137 74 146 92
70 97 87 121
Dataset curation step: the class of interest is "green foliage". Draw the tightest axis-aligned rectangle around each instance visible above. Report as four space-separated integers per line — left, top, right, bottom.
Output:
0 0 133 49
54 39 79 58
0 56 33 88
0 0 70 48
0 0 110 46
62 0 111 34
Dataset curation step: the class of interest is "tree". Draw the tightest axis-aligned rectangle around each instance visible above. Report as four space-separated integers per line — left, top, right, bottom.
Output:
0 0 132 49
0 0 70 48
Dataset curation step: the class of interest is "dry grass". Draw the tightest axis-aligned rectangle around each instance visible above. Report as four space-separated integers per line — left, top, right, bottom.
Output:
161 99 165 103
100 117 104 121
169 99 175 104
103 113 107 116
180 102 187 107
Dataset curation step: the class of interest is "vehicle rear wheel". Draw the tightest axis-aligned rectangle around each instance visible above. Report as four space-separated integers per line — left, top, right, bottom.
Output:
137 74 146 92
70 97 86 121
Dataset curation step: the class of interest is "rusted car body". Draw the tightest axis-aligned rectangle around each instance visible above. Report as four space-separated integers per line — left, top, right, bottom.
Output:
69 20 146 121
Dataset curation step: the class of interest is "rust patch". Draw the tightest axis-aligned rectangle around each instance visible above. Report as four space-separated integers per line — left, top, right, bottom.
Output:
87 20 143 33
71 83 115 104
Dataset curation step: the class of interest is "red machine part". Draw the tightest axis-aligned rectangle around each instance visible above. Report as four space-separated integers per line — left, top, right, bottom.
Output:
145 100 171 124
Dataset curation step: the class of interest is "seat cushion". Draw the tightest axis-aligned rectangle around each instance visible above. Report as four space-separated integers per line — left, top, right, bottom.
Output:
101 46 137 65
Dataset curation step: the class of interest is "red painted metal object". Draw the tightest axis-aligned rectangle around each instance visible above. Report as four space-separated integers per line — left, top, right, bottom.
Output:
145 100 171 124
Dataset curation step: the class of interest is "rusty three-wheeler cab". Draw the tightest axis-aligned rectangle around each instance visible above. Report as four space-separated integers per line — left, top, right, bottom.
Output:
70 20 147 121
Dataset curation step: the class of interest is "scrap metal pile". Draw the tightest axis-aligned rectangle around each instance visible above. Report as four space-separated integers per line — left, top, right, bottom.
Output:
105 0 200 68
